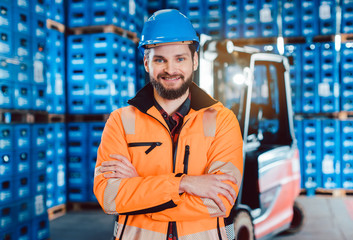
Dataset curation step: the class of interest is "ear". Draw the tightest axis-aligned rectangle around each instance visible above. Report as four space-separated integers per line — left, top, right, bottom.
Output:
143 56 149 72
193 52 199 71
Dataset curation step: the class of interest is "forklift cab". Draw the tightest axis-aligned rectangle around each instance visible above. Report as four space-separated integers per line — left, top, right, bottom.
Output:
200 37 303 240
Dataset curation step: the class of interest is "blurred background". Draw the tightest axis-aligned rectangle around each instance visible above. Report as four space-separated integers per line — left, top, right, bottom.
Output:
0 0 353 239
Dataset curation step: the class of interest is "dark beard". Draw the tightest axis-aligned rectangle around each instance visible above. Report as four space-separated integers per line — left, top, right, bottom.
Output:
150 74 193 100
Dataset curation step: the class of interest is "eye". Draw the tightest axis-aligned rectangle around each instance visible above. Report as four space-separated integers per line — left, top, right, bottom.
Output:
154 58 165 63
177 57 185 62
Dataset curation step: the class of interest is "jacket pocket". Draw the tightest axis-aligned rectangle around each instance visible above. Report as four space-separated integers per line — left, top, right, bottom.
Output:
183 145 190 174
128 142 162 154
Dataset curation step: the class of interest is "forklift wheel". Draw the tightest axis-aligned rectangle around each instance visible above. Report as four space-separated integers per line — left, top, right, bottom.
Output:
283 200 305 234
234 211 255 240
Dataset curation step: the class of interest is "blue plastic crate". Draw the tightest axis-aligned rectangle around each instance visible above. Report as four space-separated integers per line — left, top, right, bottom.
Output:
68 94 90 114
68 122 88 140
54 123 66 142
91 2 120 26
46 124 55 143
0 204 15 232
0 81 14 109
68 139 88 156
32 216 50 240
301 0 319 37
302 85 320 113
0 176 13 204
32 193 47 217
32 38 46 61
302 43 320 85
259 0 278 37
32 171 46 195
50 0 65 23
31 148 47 172
68 185 88 202
32 0 47 16
14 33 31 60
31 124 47 148
320 42 339 83
319 82 340 112
0 2 12 29
14 150 31 175
282 0 301 37
15 61 33 83
341 43 353 81
15 222 32 240
56 187 67 205
319 0 336 35
14 83 31 109
0 58 12 83
12 125 31 144
15 0 30 10
32 84 47 111
341 0 353 33
68 170 88 186
303 175 321 195
15 199 32 223
14 174 31 200
0 124 13 150
322 174 341 189
32 14 47 39
13 8 30 35
0 227 15 240
67 0 90 27
0 29 12 57
0 151 13 177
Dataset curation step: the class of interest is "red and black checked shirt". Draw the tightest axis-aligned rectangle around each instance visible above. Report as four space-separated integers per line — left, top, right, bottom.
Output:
153 94 191 240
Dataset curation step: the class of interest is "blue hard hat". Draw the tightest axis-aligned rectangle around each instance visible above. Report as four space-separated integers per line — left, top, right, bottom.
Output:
138 9 199 55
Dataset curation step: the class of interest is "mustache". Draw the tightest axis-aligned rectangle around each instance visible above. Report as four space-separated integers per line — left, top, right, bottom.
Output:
157 73 184 80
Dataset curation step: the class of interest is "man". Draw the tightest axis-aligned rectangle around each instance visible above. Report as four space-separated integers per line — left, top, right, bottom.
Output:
94 9 243 240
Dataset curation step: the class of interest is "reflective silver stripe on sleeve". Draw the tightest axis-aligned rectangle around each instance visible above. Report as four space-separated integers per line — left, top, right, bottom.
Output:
203 108 218 137
201 198 226 218
103 178 122 214
207 161 242 187
121 106 136 135
94 165 103 177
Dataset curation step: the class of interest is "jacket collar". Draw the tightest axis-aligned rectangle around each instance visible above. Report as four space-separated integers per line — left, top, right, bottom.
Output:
127 82 218 114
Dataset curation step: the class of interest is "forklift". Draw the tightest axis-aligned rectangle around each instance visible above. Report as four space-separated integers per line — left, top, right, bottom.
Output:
199 36 305 240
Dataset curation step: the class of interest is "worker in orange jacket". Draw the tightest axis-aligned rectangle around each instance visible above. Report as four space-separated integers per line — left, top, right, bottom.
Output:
93 9 244 240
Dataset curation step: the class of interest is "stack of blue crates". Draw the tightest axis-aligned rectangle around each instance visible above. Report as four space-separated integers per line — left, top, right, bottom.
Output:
68 0 147 34
67 33 137 114
282 0 301 37
341 0 353 34
301 43 320 113
302 119 322 195
301 0 319 37
0 0 48 111
46 0 65 24
319 42 339 113
321 120 341 189
46 123 67 208
318 0 337 35
184 0 204 34
0 123 50 240
46 29 66 114
204 0 223 39
284 44 302 114
224 0 242 39
341 120 353 189
242 0 259 38
259 0 278 37
67 122 105 202
341 42 353 111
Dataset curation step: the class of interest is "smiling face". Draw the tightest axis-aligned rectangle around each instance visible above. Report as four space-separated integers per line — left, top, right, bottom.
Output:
144 44 198 100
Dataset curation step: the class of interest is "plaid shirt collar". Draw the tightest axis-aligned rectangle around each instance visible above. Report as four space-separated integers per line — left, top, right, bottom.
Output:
153 93 191 134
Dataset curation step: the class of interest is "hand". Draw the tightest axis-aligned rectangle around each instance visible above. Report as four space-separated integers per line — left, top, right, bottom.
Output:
101 154 139 179
179 174 237 214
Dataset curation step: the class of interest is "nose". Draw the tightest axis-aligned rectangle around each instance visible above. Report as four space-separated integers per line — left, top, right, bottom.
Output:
163 61 177 75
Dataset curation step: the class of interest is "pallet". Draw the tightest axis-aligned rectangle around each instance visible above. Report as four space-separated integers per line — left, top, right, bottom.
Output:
67 202 101 212
341 33 353 43
48 114 65 123
66 114 110 123
48 204 67 221
46 19 66 33
0 109 48 123
68 24 139 43
301 188 353 197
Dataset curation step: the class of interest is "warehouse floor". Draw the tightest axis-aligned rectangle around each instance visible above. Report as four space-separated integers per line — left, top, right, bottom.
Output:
50 196 353 240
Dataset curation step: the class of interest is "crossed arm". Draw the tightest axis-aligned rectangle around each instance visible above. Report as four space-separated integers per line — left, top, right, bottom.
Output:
101 154 237 216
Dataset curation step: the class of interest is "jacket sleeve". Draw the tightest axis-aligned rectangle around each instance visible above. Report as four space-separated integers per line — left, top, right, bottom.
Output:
149 109 243 222
93 109 184 215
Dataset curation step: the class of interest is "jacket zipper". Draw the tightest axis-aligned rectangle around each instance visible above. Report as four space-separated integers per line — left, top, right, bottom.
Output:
128 142 162 154
119 215 129 240
183 145 190 174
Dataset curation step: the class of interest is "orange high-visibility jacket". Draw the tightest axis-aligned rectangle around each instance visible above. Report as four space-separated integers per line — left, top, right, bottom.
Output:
94 83 243 240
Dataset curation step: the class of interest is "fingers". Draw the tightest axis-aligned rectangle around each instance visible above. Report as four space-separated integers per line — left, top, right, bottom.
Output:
216 173 237 185
101 154 139 178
